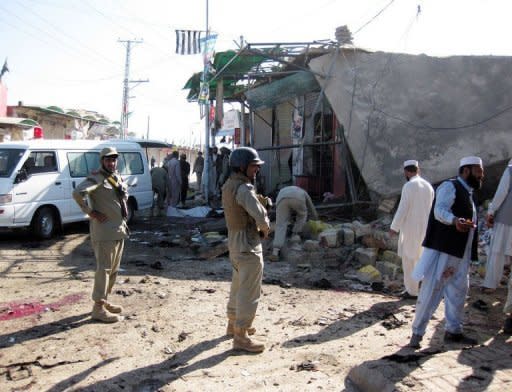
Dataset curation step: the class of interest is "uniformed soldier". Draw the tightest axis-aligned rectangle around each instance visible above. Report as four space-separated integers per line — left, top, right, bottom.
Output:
72 147 129 323
151 163 168 216
222 147 271 353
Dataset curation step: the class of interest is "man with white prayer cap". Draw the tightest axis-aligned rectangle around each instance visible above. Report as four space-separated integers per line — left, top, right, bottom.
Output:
482 158 512 334
408 156 483 349
390 159 434 299
482 159 512 292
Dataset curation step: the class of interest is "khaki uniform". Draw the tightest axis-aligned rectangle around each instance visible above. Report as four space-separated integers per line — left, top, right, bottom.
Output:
222 172 270 328
73 168 129 302
273 186 317 250
151 166 168 213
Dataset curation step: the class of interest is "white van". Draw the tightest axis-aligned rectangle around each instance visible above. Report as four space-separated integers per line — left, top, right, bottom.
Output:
0 139 153 238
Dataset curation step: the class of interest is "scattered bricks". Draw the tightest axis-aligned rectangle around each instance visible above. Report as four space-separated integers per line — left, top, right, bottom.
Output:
377 198 397 214
341 228 355 245
303 240 320 252
318 229 341 248
352 220 372 238
355 247 378 266
382 250 402 266
375 261 401 280
357 265 382 283
283 244 303 262
373 229 396 251
323 248 345 268
361 235 387 250
302 250 324 264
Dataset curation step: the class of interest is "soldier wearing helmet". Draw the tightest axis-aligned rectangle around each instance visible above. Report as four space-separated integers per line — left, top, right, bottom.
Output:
222 147 271 353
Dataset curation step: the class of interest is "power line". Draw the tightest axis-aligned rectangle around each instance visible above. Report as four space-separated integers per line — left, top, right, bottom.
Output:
354 0 396 35
13 0 120 68
374 104 512 131
0 4 89 60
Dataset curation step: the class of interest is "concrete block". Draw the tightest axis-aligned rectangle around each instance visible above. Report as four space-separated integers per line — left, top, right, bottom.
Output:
357 265 382 283
382 250 402 265
361 234 387 250
355 247 378 266
303 240 320 252
341 228 355 245
375 261 400 280
318 229 341 248
352 220 372 238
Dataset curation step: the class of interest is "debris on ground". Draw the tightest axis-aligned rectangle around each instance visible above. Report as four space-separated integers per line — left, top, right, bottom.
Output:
292 360 319 372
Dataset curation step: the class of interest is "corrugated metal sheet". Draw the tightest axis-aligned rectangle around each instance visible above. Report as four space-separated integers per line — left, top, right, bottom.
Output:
246 71 320 110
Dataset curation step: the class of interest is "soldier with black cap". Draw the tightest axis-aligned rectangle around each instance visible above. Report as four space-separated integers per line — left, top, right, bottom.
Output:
222 147 271 353
72 146 129 323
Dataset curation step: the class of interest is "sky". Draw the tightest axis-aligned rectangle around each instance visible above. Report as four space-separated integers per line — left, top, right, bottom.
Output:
1 0 511 146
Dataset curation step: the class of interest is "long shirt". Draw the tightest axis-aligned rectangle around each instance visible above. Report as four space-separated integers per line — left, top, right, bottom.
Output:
412 177 476 281
390 175 434 260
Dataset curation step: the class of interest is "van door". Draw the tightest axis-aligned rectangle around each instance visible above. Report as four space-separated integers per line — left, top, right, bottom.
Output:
66 151 100 221
118 151 153 210
12 151 65 225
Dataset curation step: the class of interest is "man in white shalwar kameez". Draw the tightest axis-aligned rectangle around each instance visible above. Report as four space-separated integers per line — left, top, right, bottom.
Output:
390 160 434 298
482 160 512 292
408 156 483 349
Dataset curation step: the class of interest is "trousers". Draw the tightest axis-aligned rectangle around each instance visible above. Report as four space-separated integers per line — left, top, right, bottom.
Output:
227 251 263 328
402 254 420 296
91 240 124 302
273 198 307 249
412 256 470 336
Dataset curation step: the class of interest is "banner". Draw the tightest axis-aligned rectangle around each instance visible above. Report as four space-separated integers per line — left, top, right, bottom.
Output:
198 81 209 104
199 33 218 67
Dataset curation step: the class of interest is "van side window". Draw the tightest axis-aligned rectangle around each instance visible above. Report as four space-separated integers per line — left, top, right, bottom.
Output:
22 151 58 174
67 152 100 177
119 152 143 175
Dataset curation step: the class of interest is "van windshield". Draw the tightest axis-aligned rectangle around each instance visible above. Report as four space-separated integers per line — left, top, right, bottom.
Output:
0 149 25 178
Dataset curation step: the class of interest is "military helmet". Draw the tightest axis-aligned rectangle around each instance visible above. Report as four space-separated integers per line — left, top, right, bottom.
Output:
229 147 264 168
100 146 119 160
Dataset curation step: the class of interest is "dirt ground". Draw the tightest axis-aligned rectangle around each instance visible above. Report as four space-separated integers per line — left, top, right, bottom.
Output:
0 213 510 392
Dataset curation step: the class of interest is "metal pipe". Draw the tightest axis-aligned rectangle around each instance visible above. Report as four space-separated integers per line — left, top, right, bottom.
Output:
256 140 343 151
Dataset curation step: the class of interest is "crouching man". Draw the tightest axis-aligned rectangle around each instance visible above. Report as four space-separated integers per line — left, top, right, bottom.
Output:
222 147 270 353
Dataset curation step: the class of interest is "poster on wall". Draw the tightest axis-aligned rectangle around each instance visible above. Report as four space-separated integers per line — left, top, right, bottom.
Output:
291 97 304 181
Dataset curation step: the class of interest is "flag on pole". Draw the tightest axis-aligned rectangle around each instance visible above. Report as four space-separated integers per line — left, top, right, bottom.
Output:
175 30 202 55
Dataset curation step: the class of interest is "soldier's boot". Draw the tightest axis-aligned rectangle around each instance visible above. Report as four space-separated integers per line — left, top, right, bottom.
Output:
104 302 123 314
226 318 256 336
233 326 265 353
91 302 121 323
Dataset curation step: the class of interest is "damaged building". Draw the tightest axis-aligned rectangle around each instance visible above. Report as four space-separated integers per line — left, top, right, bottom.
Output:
184 40 512 203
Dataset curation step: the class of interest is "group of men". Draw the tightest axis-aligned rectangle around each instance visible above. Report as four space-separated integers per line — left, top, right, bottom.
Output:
72 144 512 354
390 156 512 348
150 151 191 216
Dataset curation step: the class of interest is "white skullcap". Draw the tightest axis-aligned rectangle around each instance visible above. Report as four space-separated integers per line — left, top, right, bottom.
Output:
403 160 419 168
459 156 482 167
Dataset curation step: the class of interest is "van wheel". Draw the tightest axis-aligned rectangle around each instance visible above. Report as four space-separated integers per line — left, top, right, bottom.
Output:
32 207 56 239
126 199 135 224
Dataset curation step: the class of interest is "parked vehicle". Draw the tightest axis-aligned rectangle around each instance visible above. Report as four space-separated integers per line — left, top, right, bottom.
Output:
0 139 153 238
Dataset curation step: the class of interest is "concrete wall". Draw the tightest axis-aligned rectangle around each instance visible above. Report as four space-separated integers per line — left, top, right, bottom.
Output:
309 51 512 198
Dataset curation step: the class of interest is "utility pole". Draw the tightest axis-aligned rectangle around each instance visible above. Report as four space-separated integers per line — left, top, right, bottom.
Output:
119 39 148 139
203 0 210 201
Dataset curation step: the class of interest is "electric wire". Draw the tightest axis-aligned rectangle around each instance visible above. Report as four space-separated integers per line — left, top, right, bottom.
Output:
353 0 396 35
13 0 120 68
